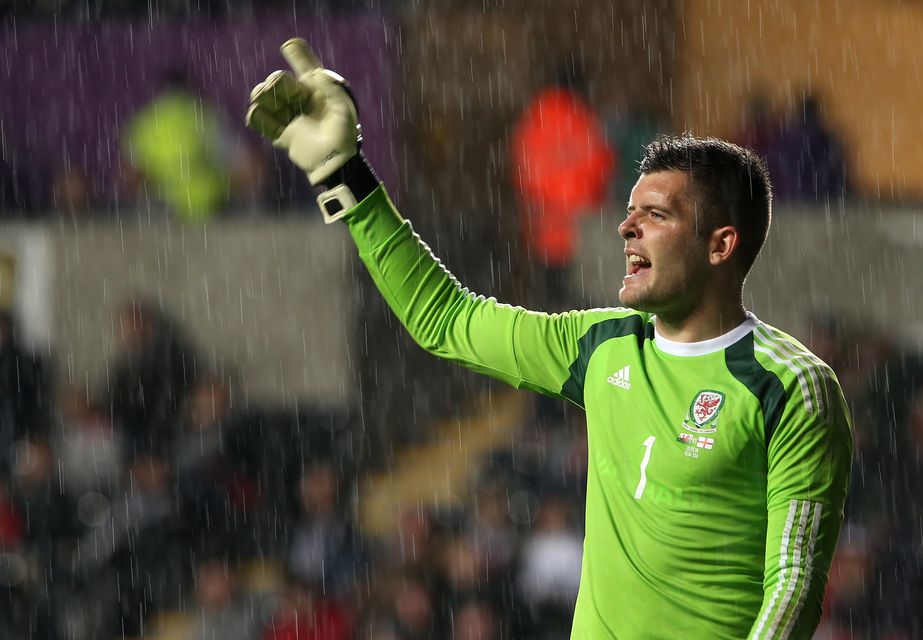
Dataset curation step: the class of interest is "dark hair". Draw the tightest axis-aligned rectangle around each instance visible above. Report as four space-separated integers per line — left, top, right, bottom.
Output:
639 134 772 276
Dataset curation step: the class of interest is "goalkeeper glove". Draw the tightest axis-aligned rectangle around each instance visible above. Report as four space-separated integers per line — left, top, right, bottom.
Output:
246 38 377 222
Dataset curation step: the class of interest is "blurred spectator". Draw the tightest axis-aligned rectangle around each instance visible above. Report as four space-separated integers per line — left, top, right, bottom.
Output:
510 62 614 310
0 310 50 466
175 374 261 559
525 405 590 500
368 572 438 640
450 598 500 640
817 526 880 639
0 472 29 639
260 572 354 640
464 479 516 574
515 493 582 635
53 385 123 499
437 532 485 600
0 474 23 548
815 319 918 536
181 556 262 640
50 163 95 214
9 437 75 554
106 299 197 457
377 507 439 578
8 437 75 639
545 410 589 504
433 530 506 631
288 458 365 599
120 66 235 222
72 452 183 636
875 383 923 636
765 91 849 202
899 386 923 530
735 90 850 203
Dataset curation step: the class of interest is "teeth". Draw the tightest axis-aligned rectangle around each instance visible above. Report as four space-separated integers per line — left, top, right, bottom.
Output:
628 255 649 264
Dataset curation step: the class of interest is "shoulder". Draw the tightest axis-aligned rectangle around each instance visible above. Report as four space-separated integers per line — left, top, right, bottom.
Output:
507 306 653 354
750 320 842 421
557 308 652 405
559 306 654 344
724 318 846 444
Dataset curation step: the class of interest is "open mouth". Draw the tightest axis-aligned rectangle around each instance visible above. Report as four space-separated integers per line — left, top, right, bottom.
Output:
627 254 652 276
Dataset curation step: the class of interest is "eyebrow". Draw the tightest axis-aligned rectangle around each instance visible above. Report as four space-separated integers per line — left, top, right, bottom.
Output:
626 204 671 214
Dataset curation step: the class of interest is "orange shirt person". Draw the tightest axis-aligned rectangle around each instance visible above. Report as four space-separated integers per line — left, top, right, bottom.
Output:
511 85 615 268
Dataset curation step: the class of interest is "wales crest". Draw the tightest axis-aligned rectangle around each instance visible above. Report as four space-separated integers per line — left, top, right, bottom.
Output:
681 390 726 434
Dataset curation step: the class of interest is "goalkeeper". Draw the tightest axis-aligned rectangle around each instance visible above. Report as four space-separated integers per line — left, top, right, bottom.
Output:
246 39 852 640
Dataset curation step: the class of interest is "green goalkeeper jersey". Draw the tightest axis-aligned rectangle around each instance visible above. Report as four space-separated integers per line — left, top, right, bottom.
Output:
344 186 852 640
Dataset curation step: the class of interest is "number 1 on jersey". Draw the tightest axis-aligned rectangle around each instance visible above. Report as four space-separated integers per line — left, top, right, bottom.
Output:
634 436 656 500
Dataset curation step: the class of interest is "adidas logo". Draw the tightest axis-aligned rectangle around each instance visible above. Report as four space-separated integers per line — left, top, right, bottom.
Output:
607 365 632 390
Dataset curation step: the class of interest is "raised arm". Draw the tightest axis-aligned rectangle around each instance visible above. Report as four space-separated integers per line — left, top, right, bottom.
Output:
748 371 853 639
343 182 632 400
245 38 627 403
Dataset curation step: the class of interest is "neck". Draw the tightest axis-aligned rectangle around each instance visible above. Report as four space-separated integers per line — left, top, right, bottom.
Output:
654 297 748 343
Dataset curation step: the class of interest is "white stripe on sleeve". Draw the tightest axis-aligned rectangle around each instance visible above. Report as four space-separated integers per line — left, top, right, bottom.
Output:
751 500 824 640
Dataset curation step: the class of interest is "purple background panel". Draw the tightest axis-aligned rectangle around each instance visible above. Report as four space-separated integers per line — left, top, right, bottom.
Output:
0 12 396 202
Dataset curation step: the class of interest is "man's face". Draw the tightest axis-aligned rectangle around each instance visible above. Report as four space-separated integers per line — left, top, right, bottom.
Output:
618 171 712 316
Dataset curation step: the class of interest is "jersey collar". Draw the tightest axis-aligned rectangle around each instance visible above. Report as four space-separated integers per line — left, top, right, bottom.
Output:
653 312 758 357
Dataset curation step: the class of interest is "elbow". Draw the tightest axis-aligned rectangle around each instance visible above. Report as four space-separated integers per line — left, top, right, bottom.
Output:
403 283 471 355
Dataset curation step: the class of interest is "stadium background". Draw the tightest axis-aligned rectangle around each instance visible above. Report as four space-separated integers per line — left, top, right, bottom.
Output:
0 0 921 638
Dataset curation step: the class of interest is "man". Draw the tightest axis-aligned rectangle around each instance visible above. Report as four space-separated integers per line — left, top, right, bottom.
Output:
246 38 852 639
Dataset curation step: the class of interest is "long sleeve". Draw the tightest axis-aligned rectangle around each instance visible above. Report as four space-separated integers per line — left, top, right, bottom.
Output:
343 185 628 403
748 370 853 639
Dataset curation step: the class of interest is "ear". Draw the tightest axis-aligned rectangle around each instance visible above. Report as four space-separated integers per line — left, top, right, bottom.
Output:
709 226 739 266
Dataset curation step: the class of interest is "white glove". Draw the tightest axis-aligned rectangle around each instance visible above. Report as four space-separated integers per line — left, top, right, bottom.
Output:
246 38 361 186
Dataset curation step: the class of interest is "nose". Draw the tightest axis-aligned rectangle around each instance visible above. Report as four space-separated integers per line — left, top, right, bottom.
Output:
619 211 641 240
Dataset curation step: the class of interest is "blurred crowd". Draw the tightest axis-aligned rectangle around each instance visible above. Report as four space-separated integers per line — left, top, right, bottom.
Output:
812 320 923 639
0 294 593 640
1 299 922 639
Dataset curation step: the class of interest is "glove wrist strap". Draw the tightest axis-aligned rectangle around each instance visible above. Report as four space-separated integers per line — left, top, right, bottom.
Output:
316 155 379 223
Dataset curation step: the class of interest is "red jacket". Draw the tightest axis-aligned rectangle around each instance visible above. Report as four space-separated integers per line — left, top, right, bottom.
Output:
261 598 353 640
511 88 615 266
